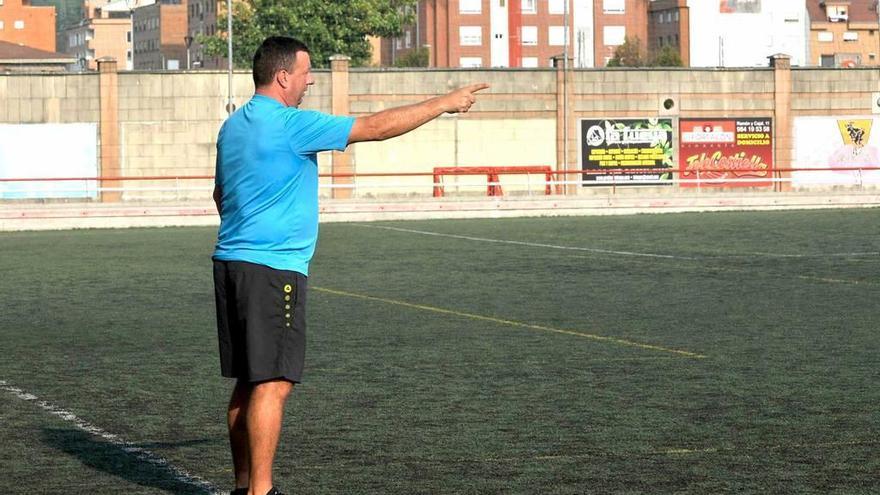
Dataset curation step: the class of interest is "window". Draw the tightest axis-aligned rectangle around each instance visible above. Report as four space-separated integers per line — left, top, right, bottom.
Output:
0 21 4 30
820 55 834 67
603 0 624 14
549 26 567 46
460 26 482 46
14 20 24 29
521 0 536 14
843 31 858 42
459 57 482 67
675 11 679 21
460 0 481 14
826 5 847 21
521 26 537 45
405 30 412 48
818 31 833 42
548 0 565 15
521 57 539 67
603 25 625 46
127 31 131 42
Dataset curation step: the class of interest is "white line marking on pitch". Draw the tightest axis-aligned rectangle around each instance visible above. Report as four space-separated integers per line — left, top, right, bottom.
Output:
358 225 694 260
0 379 221 495
359 224 879 261
712 251 879 259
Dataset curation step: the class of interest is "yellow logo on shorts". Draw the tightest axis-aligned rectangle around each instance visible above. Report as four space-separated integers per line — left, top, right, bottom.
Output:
283 284 292 293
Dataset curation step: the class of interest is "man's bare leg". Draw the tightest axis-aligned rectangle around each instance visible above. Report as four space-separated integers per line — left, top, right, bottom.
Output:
229 380 253 490
247 379 294 495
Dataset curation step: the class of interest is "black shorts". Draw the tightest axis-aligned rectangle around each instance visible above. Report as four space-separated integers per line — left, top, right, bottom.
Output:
213 260 308 383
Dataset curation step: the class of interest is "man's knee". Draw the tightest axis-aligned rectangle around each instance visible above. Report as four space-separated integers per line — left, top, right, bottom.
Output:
254 378 294 401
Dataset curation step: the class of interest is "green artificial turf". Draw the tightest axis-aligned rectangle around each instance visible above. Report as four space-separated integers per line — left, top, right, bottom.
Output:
0 209 878 494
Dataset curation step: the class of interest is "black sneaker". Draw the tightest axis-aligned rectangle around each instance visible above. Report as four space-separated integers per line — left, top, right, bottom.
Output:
266 488 286 495
230 488 248 495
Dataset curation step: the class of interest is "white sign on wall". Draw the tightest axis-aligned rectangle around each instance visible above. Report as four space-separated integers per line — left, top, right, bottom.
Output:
0 123 99 199
793 117 880 186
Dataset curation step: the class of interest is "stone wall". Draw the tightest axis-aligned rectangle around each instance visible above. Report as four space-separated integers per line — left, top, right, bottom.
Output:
1 58 879 202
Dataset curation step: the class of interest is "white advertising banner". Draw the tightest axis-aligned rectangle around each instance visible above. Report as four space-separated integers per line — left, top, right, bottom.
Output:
792 117 880 186
0 123 98 199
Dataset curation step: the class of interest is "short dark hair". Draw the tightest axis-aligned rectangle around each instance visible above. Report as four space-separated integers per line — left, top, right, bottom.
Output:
252 36 310 87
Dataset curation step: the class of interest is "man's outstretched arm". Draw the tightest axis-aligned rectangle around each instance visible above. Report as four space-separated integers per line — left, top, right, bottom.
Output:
348 83 489 144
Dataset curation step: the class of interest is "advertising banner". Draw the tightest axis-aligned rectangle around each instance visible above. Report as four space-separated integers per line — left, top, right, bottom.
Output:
793 117 880 186
678 118 773 187
580 118 674 184
0 123 98 199
719 0 761 13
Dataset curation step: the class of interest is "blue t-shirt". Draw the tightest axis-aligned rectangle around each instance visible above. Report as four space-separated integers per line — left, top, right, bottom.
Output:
213 94 355 275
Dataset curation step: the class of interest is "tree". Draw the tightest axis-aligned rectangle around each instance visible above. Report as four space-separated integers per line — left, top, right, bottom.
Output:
200 0 417 69
651 45 683 67
393 47 429 68
607 37 685 68
606 36 643 67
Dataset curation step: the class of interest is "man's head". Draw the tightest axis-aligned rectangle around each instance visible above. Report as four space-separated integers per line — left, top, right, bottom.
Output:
253 36 314 107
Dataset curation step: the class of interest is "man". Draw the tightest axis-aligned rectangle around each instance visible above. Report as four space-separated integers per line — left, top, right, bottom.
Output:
212 36 488 495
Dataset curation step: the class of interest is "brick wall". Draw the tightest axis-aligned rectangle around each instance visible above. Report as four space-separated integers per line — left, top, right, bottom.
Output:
593 0 649 67
159 3 187 68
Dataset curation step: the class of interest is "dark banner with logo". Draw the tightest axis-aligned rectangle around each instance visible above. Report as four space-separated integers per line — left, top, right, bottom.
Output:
580 118 674 185
678 118 773 188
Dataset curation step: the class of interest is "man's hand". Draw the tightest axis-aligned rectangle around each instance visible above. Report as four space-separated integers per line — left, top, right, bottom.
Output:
441 83 490 114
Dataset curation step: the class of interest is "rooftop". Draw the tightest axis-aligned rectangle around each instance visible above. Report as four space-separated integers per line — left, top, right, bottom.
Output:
0 40 77 62
807 0 880 23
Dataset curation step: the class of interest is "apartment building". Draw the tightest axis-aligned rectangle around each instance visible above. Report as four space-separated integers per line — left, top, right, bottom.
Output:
807 0 880 67
0 0 56 52
32 0 82 49
384 0 653 68
185 0 224 68
132 0 186 70
60 0 155 70
647 0 689 65
592 0 649 66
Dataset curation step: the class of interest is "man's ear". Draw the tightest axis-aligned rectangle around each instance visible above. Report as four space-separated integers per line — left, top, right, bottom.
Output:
276 70 289 89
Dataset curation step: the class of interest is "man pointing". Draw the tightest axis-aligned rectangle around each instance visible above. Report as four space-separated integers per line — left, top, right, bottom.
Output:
211 36 488 495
